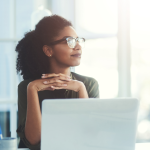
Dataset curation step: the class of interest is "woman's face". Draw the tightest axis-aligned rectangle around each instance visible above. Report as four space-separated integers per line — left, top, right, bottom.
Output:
50 26 82 67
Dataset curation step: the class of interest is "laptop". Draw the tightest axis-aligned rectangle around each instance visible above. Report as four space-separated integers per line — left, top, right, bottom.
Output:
41 98 139 150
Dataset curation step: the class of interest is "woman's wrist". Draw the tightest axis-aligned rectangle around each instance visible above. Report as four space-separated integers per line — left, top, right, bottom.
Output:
77 82 85 92
27 82 38 92
78 82 88 98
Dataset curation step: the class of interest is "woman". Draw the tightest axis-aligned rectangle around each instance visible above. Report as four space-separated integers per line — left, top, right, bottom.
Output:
16 14 99 150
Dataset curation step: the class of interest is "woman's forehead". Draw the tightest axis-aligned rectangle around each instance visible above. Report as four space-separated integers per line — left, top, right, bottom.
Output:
55 26 78 40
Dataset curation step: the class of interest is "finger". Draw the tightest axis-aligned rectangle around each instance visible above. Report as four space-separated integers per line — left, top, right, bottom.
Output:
42 73 70 79
49 87 55 91
52 83 68 87
53 76 71 82
51 86 66 90
45 87 55 91
43 81 68 87
41 73 59 78
50 76 71 83
43 78 71 84
40 87 55 91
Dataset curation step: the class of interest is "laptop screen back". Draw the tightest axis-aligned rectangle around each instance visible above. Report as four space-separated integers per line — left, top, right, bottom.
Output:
41 98 139 150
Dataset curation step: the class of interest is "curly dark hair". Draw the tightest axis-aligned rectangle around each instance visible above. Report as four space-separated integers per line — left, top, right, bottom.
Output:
15 14 73 80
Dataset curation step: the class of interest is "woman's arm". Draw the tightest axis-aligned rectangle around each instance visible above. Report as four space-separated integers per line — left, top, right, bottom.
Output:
25 83 41 145
24 80 88 146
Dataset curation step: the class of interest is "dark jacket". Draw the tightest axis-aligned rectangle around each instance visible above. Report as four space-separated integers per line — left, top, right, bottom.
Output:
17 72 99 150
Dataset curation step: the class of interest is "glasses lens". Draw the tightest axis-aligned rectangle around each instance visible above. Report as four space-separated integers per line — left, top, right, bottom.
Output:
67 38 76 48
67 37 85 48
78 38 85 48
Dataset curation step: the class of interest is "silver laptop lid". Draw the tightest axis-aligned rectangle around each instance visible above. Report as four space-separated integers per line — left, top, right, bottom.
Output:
41 98 139 150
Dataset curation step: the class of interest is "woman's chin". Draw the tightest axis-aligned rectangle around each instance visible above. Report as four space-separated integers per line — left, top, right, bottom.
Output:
70 61 81 67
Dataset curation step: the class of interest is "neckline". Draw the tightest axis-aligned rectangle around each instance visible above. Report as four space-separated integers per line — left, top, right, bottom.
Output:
70 72 73 80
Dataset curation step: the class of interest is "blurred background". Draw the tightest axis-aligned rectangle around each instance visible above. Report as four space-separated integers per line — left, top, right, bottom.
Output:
0 0 150 144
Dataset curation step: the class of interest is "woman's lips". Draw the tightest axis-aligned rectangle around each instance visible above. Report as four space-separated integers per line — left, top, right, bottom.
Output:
71 54 81 58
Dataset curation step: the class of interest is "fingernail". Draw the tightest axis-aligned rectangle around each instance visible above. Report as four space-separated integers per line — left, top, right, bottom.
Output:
42 74 46 75
63 84 67 86
43 81 48 84
41 76 45 78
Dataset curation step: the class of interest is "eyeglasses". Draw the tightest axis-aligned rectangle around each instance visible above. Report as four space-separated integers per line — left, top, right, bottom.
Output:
48 37 85 48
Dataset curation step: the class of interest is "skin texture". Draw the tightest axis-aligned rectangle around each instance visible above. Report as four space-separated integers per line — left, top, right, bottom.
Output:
25 26 88 145
43 26 82 76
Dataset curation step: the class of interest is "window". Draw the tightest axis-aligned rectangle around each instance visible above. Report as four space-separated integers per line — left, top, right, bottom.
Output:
75 0 118 98
0 0 150 143
131 0 150 142
0 0 35 138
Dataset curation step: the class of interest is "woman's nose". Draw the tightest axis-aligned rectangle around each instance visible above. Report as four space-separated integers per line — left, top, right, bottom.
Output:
74 42 82 50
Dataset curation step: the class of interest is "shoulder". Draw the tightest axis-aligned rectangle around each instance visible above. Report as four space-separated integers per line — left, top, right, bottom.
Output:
18 79 33 91
17 80 33 108
71 72 99 98
17 79 34 104
71 72 98 86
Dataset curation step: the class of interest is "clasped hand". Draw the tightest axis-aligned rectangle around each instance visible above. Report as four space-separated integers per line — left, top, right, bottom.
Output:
28 73 84 92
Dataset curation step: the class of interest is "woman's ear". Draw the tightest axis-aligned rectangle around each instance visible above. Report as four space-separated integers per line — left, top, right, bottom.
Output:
42 45 53 57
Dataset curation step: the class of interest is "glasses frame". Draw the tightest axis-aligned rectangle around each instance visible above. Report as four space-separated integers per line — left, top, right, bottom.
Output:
48 37 85 48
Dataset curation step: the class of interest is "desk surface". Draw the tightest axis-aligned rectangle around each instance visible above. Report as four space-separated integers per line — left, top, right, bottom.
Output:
17 143 150 150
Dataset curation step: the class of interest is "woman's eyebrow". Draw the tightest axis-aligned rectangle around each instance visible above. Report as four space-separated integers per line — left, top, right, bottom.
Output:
62 36 78 38
62 36 71 38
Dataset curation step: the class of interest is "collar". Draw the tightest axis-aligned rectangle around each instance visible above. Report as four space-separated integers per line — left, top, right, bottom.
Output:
70 72 76 80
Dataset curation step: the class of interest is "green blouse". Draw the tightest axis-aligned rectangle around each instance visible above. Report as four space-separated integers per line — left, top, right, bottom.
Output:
16 72 99 150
